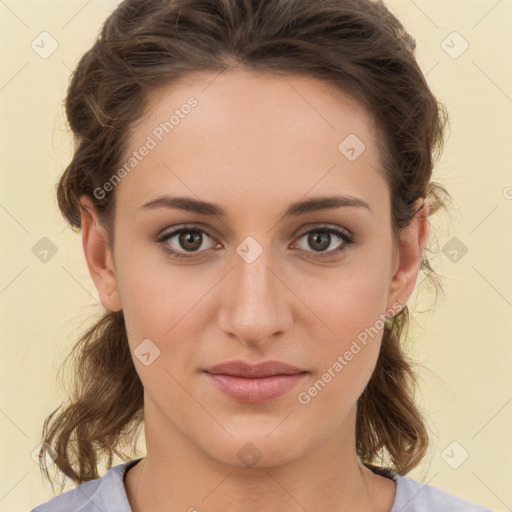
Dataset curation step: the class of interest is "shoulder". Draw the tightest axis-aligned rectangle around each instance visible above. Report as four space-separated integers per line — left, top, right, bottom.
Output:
30 458 142 512
392 473 496 512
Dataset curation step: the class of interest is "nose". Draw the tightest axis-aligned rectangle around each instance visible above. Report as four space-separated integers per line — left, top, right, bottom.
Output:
217 244 294 346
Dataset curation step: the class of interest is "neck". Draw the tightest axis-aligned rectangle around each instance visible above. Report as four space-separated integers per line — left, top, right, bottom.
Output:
124 404 396 512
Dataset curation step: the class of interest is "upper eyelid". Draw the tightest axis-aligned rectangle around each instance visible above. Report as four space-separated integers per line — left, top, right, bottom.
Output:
158 224 216 242
291 223 353 240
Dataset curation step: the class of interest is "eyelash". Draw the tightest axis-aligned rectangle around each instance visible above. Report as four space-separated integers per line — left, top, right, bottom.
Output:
155 225 354 260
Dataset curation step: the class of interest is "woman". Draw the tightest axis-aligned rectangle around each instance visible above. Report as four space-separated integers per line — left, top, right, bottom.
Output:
31 0 494 510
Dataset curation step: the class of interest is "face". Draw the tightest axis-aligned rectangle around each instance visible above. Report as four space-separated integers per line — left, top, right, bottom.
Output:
81 69 426 468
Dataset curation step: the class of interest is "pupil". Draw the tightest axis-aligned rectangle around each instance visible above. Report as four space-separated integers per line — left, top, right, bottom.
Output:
180 230 202 251
309 231 329 252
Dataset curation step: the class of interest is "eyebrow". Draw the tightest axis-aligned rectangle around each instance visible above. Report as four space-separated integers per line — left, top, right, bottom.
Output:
138 194 371 217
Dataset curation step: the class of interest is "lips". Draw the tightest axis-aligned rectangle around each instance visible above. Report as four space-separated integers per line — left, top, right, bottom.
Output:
203 360 308 403
204 360 306 378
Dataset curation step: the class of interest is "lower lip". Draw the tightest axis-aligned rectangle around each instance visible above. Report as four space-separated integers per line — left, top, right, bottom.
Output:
204 372 308 403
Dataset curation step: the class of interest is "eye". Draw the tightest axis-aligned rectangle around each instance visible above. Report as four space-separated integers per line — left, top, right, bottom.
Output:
156 226 218 259
155 224 354 260
293 226 354 258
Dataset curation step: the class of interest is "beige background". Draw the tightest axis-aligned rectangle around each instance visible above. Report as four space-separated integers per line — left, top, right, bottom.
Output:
1 0 511 510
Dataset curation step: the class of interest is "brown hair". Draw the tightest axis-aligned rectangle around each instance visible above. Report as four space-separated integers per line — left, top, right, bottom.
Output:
40 0 450 490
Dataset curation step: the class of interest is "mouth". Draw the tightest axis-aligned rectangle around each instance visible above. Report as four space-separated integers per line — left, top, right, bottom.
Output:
203 360 308 403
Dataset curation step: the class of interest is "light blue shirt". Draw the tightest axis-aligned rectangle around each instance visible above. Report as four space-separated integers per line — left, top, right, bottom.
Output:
31 458 496 511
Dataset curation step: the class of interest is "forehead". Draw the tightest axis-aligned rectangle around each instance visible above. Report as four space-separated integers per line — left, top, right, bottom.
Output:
116 69 387 216
132 68 377 150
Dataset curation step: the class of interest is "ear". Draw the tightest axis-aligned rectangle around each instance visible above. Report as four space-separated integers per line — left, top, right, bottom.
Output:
79 195 122 312
386 198 430 314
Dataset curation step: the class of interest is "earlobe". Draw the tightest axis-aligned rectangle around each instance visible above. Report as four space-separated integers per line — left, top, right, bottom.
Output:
386 198 430 313
79 195 122 312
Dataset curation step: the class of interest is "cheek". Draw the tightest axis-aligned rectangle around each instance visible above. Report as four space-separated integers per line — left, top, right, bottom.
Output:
114 245 200 335
292 261 389 403
114 253 223 388
296 264 390 347
114 259 207 400
297 303 384 420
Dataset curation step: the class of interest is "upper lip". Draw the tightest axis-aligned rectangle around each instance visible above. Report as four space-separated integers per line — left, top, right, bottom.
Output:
204 360 307 378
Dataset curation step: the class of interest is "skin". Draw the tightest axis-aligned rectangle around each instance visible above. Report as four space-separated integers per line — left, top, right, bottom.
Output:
79 68 429 512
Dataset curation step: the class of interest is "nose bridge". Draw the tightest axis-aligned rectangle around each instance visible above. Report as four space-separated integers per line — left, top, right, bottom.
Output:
237 249 275 307
233 241 279 317
219 237 291 342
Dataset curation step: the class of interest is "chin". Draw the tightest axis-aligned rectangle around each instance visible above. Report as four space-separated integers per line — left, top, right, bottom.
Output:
199 421 311 469
214 439 304 469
